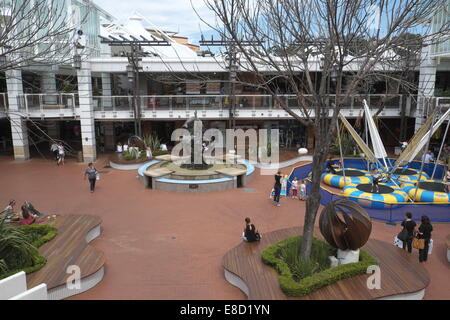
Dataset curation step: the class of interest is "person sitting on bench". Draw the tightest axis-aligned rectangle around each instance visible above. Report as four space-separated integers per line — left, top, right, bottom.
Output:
242 217 261 242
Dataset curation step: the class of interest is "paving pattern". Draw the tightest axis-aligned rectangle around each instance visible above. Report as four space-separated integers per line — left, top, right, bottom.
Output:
0 154 448 300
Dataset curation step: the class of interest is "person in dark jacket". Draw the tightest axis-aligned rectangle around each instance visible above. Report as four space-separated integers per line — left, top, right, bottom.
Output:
417 215 433 263
243 217 260 242
84 162 98 193
273 171 282 207
400 212 416 253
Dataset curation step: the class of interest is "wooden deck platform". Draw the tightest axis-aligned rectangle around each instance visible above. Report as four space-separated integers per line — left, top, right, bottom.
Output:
223 227 430 300
26 214 105 299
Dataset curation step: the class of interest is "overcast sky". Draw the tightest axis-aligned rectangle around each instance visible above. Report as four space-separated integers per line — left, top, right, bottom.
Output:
93 0 217 43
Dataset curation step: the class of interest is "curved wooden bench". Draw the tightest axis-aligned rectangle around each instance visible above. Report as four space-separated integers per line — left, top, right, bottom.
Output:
26 214 105 300
223 227 430 300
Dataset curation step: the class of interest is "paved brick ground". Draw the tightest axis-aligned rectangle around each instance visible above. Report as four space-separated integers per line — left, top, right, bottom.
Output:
0 155 448 300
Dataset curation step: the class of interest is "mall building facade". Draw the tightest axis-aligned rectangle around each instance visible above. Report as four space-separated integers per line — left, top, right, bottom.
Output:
0 0 449 162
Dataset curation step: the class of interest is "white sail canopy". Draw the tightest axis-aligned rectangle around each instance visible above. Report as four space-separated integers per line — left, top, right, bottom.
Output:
363 99 388 159
403 108 450 164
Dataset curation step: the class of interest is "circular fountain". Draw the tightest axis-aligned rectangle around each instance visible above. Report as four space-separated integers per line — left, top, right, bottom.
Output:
138 114 255 193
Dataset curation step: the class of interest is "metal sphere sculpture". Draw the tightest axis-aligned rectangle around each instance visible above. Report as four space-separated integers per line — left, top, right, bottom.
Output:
319 199 372 251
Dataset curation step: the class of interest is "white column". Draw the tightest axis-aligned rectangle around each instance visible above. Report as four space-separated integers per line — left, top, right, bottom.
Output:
6 69 30 161
77 61 97 162
415 46 437 132
101 73 112 109
41 72 58 105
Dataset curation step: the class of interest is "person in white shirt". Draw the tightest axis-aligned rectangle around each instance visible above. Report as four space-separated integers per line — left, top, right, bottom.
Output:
123 143 129 152
422 150 434 163
160 144 168 151
116 142 123 153
146 146 152 159
290 177 299 199
401 141 408 151
50 142 59 161
57 144 65 166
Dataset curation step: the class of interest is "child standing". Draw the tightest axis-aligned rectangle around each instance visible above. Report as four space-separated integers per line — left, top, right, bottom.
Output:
291 177 299 199
299 179 307 201
281 175 288 197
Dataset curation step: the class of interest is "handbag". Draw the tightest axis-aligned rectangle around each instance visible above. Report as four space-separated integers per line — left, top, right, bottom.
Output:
96 171 100 181
412 237 425 250
397 228 408 242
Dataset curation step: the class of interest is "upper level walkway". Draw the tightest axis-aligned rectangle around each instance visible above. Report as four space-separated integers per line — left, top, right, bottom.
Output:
1 93 449 120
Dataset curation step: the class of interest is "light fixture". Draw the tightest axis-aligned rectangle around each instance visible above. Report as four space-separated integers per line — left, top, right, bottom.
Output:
73 54 82 69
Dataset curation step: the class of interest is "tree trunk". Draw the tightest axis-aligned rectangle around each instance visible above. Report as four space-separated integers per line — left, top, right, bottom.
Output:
299 129 331 259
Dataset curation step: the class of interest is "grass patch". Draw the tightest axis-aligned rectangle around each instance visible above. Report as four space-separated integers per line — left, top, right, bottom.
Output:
261 236 378 297
0 224 58 280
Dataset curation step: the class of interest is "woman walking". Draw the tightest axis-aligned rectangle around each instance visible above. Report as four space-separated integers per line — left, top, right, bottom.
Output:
417 215 433 263
400 212 416 253
84 163 99 193
273 171 282 207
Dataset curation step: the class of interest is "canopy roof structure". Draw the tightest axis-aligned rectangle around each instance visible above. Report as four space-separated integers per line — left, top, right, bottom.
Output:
100 13 198 59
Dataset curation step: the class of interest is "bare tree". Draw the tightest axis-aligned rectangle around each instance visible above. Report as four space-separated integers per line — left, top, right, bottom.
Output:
0 0 87 72
200 0 450 259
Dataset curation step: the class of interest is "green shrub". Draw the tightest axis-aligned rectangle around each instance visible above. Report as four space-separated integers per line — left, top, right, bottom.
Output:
261 236 378 297
143 134 161 151
152 150 169 157
122 150 134 161
0 223 57 280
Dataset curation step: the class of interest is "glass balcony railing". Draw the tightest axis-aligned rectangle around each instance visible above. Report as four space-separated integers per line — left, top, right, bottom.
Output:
16 93 443 117
17 93 78 113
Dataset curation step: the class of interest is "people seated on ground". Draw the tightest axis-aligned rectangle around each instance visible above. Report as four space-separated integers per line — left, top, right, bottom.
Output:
243 217 261 242
1 200 18 220
123 143 129 152
371 170 381 193
19 204 38 225
116 142 123 153
24 201 44 217
160 144 168 152
325 157 337 174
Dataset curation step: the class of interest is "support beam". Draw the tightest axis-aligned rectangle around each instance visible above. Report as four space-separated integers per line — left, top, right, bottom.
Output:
101 73 112 109
77 62 97 162
41 72 58 105
415 46 436 132
6 69 29 161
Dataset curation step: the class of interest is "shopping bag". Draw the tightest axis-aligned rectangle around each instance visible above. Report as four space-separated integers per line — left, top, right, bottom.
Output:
412 237 425 250
393 236 403 249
